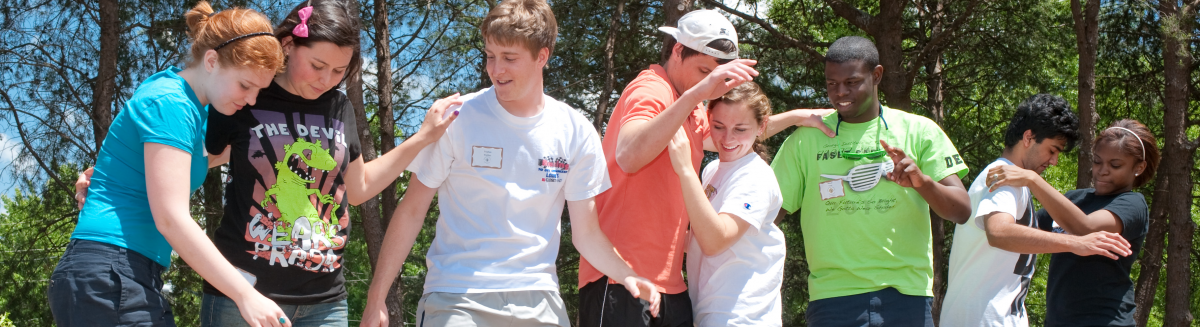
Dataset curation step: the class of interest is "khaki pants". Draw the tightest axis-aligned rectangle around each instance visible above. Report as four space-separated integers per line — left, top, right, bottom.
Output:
416 290 571 327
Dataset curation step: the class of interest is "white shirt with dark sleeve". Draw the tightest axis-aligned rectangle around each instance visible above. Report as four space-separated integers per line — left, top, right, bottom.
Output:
942 158 1036 327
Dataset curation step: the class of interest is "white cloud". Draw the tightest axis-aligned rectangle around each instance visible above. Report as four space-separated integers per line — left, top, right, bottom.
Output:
0 133 19 165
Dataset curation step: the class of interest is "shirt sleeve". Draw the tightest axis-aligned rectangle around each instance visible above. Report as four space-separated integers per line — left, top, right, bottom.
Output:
408 126 455 189
715 169 780 229
771 132 806 214
563 127 611 201
972 185 1021 231
1105 191 1149 241
205 107 237 155
133 95 201 152
618 84 669 127
338 96 363 162
915 117 968 182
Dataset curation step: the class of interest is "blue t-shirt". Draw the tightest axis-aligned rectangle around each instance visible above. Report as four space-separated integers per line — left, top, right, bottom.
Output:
72 67 209 268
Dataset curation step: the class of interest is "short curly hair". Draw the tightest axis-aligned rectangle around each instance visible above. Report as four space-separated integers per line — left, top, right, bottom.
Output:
1003 94 1080 152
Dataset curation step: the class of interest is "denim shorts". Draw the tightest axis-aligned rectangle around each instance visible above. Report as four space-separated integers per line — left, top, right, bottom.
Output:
201 293 348 327
806 287 933 327
48 239 175 327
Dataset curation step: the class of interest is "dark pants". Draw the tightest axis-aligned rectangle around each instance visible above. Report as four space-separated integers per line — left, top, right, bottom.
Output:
49 239 175 327
577 276 693 327
806 287 933 327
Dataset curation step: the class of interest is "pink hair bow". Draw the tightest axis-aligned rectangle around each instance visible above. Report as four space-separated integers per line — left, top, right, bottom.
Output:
292 6 313 38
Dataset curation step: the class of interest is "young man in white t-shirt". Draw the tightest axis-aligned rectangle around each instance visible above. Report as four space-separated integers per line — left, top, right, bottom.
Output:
941 94 1132 327
360 1 659 326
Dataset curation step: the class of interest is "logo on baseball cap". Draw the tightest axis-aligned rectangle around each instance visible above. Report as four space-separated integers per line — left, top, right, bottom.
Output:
658 9 739 60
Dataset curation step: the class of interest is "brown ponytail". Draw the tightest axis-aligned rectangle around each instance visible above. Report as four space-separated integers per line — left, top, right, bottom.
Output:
184 1 284 73
707 82 773 162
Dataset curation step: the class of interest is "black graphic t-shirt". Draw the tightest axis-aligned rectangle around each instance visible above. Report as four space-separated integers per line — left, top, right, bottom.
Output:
1037 189 1147 327
202 81 362 304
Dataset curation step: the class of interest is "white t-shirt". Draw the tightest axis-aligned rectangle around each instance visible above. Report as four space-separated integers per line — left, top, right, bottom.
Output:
686 154 785 327
408 87 611 294
941 158 1037 327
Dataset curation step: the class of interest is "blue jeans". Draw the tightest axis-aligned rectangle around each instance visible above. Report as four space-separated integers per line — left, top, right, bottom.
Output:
48 239 175 327
201 293 348 327
806 287 933 327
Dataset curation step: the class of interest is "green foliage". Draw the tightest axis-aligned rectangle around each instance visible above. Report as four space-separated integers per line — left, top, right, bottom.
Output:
0 167 78 326
0 312 15 327
2 0 1199 325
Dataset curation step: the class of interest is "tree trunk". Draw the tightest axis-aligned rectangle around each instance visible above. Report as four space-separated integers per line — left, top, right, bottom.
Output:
659 0 693 61
1071 0 1099 189
90 0 118 151
593 0 625 132
874 0 911 111
346 0 385 272
1157 2 1197 326
922 3 947 323
371 0 404 325
1134 198 1167 326
373 0 397 226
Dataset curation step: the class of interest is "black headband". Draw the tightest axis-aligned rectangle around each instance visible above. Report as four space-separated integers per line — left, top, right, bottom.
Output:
212 32 274 51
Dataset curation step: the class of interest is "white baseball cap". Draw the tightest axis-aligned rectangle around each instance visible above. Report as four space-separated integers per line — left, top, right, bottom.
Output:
658 9 739 60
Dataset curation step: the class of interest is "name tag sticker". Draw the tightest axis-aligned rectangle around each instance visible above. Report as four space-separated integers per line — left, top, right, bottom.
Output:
471 146 503 169
819 179 845 201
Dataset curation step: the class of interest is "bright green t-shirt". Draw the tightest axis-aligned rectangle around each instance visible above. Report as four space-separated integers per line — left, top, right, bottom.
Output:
771 106 967 301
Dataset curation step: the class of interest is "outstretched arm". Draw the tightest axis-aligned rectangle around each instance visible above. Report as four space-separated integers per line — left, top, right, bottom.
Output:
986 165 1125 235
344 95 460 205
568 197 662 317
981 211 1131 259
360 177 437 327
704 109 836 152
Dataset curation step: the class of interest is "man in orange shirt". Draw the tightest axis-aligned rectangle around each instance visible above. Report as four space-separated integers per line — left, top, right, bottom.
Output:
577 9 832 327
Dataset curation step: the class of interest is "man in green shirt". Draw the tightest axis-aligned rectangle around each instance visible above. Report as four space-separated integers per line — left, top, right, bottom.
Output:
771 36 972 326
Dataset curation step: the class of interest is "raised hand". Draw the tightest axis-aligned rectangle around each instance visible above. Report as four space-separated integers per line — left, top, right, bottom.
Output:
986 165 1043 192
414 93 463 144
880 140 928 188
1071 231 1133 260
620 275 662 318
690 59 759 100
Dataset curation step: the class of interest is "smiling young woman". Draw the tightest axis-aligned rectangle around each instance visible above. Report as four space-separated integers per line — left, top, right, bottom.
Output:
984 119 1160 326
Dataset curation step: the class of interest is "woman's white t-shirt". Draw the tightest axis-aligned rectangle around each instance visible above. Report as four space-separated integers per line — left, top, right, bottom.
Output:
686 153 786 327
